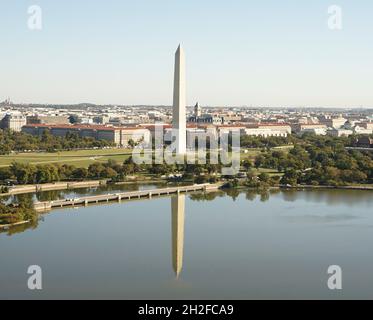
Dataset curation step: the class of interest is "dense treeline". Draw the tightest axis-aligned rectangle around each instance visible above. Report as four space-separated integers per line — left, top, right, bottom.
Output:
241 132 373 150
0 194 37 225
0 156 223 186
1 133 372 188
254 134 373 186
240 135 295 148
0 161 122 185
2 133 373 226
0 129 114 154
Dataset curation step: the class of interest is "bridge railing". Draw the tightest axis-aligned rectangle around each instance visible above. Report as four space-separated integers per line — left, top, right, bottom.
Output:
34 183 220 212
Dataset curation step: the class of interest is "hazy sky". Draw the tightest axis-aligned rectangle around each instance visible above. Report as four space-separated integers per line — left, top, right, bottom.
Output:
0 0 372 107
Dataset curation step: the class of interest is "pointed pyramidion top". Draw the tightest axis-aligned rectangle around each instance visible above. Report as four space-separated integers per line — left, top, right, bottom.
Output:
176 44 184 54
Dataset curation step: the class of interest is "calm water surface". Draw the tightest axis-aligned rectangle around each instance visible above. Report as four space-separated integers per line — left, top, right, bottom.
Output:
1 188 373 299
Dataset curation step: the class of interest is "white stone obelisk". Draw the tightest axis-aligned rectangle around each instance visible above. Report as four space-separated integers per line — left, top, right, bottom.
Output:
172 45 187 154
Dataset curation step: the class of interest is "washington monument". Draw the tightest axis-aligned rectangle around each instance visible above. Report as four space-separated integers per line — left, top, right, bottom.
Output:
172 45 187 154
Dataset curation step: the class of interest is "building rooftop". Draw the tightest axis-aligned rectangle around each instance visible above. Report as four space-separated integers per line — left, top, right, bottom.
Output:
23 124 117 131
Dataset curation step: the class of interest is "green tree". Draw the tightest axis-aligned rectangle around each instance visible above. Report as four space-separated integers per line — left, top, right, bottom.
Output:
280 169 298 186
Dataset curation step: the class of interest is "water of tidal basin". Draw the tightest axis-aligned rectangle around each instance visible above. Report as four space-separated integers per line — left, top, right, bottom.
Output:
1 189 373 300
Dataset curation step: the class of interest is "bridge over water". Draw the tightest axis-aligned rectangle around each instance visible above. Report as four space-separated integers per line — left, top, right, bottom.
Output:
34 183 221 212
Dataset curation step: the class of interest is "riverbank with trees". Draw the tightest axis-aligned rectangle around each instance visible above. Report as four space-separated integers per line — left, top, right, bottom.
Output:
1 133 372 227
0 194 38 227
0 134 372 188
253 134 373 186
0 129 115 154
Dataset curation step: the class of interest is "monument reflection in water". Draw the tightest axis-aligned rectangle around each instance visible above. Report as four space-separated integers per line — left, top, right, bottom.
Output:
171 194 185 279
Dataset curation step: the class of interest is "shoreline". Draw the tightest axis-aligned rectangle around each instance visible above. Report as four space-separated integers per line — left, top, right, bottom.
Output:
226 183 373 192
0 178 172 197
4 179 371 196
32 183 222 213
0 220 31 229
278 184 373 191
0 183 219 229
1 182 372 230
0 180 107 197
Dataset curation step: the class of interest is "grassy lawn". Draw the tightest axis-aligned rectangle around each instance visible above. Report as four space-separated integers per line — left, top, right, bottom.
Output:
0 147 288 173
254 168 283 177
0 148 133 168
240 149 262 160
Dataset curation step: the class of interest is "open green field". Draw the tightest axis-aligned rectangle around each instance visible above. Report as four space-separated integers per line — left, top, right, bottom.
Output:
0 147 288 173
240 148 262 160
253 168 283 177
0 149 133 168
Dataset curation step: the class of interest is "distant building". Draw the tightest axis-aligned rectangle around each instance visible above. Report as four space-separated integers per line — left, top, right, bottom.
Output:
93 115 110 125
0 113 26 132
163 126 209 147
178 123 292 139
241 123 291 137
188 103 227 125
328 128 353 137
120 127 150 147
220 114 242 124
80 117 94 124
353 126 372 135
188 114 223 125
301 127 327 135
194 102 202 117
22 124 150 147
340 121 372 135
319 116 347 129
356 136 373 148
255 123 292 135
291 123 327 135
27 115 70 125
185 128 216 149
0 97 12 106
217 125 246 136
358 122 373 131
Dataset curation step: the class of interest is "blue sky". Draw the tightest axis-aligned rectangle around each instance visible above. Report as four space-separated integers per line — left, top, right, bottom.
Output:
0 0 372 107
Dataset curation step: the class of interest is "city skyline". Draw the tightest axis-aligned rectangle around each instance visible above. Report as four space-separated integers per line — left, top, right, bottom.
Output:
1 1 373 107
